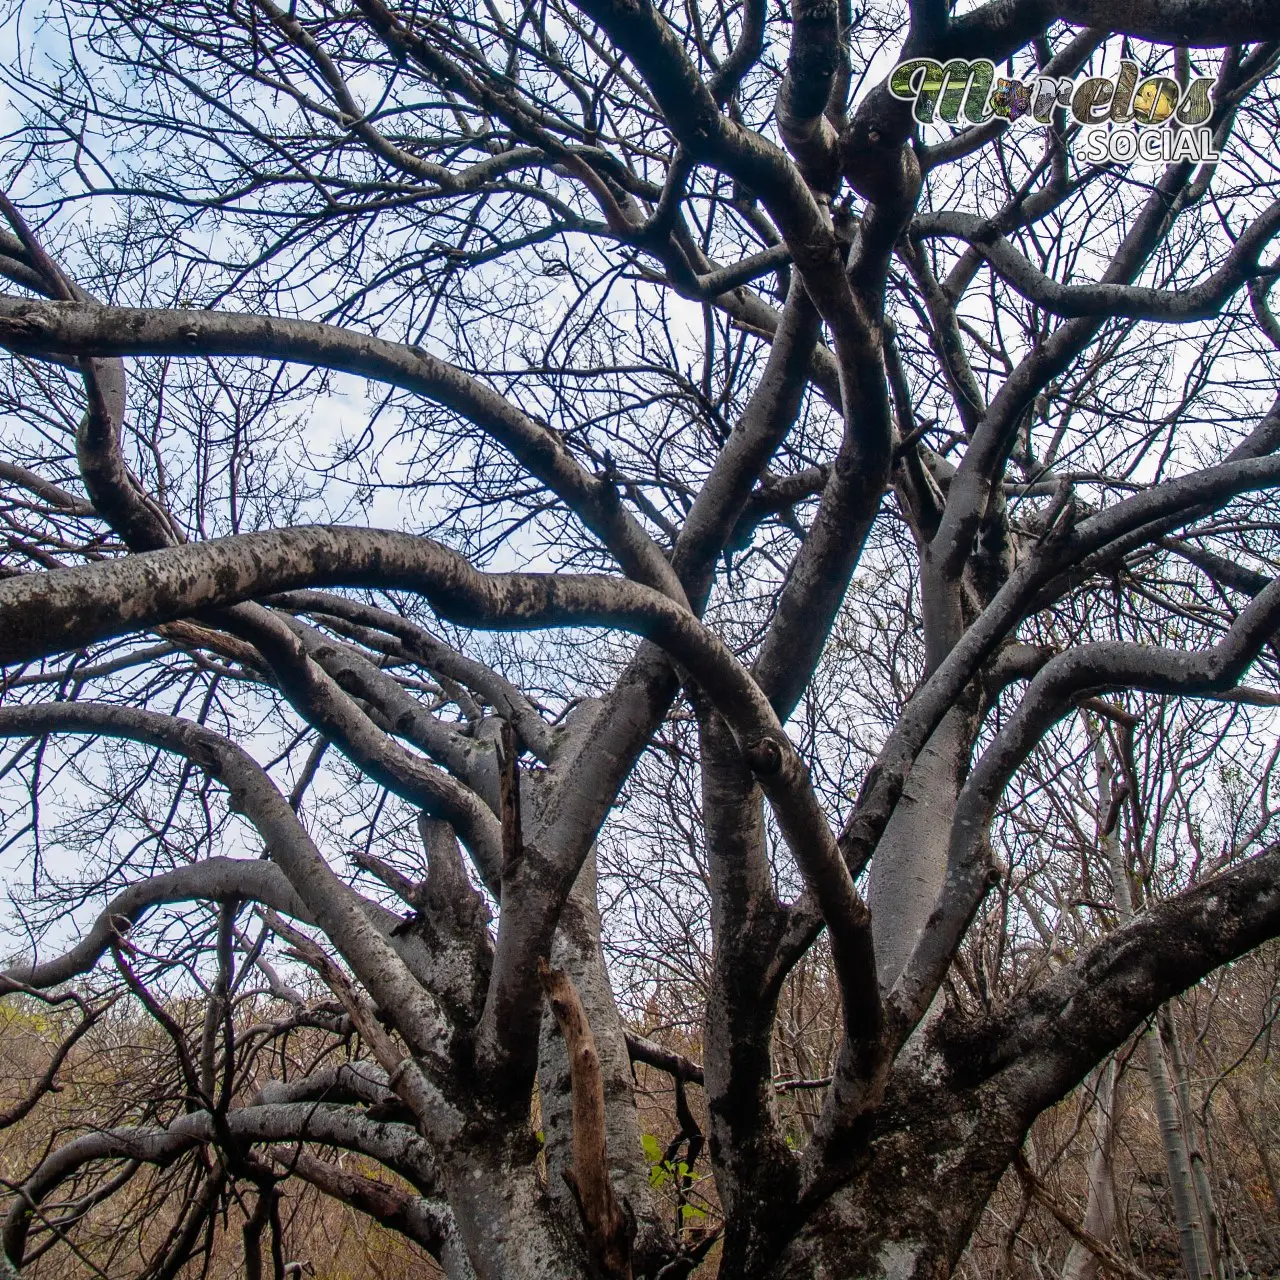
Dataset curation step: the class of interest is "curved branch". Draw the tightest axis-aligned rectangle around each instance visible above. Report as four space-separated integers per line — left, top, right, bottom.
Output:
672 275 823 604
774 0 842 188
708 0 766 103
255 1062 398 1111
923 50 1263 585
267 1146 470 1275
951 843 1280 1125
946 0 1280 57
0 860 308 996
0 298 682 598
841 442 1280 875
0 532 870 1111
216 605 505 880
277 590 553 761
0 530 855 968
917 204 1280 322
687 244 793 298
0 198 181 555
0 461 94 516
4 1124 202 1266
0 701 458 1133
3 1101 446 1270
890 573 1280 1040
624 1031 705 1085
563 0 864 351
0 525 718 670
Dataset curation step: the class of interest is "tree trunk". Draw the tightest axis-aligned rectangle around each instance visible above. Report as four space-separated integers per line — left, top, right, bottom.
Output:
758 1063 1029 1280
537 854 668 1271
1062 1059 1119 1280
1162 1008 1223 1279
1093 728 1215 1280
1144 1025 1216 1280
867 706 972 989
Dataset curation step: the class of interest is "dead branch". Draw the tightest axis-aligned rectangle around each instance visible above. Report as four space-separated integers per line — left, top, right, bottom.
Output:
539 959 634 1280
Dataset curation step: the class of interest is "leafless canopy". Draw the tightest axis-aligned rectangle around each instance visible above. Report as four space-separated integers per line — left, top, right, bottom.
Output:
1 0 1279 1275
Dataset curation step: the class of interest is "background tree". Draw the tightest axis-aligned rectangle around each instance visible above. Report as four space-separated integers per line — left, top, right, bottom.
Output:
1 0 1280 1276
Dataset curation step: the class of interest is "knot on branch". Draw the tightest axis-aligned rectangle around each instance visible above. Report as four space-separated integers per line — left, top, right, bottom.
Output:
982 841 1007 889
838 87 921 210
594 450 624 506
2 310 51 342
744 735 785 777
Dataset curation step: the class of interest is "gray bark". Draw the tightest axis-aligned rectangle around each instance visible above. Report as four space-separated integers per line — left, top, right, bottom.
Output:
867 705 971 989
1145 1025 1215 1280
1164 1009 1224 1280
1062 1060 1119 1280
1 10 1280 1280
1094 730 1215 1280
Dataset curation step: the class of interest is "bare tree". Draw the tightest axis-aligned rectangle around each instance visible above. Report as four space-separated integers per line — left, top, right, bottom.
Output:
2 0 1280 1275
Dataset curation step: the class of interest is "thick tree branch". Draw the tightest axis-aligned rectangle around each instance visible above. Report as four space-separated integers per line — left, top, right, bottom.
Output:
919 204 1280 322
948 0 1280 55
841 439 1280 877
0 860 308 996
0 298 682 598
3 1100 446 1270
217 605 505 879
774 0 842 189
624 1032 705 1085
276 590 553 761
267 1147 468 1273
949 843 1280 1122
891 575 1280 1041
924 45 1266 586
0 531 856 963
0 702 458 1134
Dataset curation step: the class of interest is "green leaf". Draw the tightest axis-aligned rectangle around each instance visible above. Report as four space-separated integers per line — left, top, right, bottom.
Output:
680 1203 707 1223
640 1133 664 1165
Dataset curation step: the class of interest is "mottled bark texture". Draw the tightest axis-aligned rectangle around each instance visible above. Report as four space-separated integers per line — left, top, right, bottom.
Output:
1061 1062 1119 1280
2 1 1280 1279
